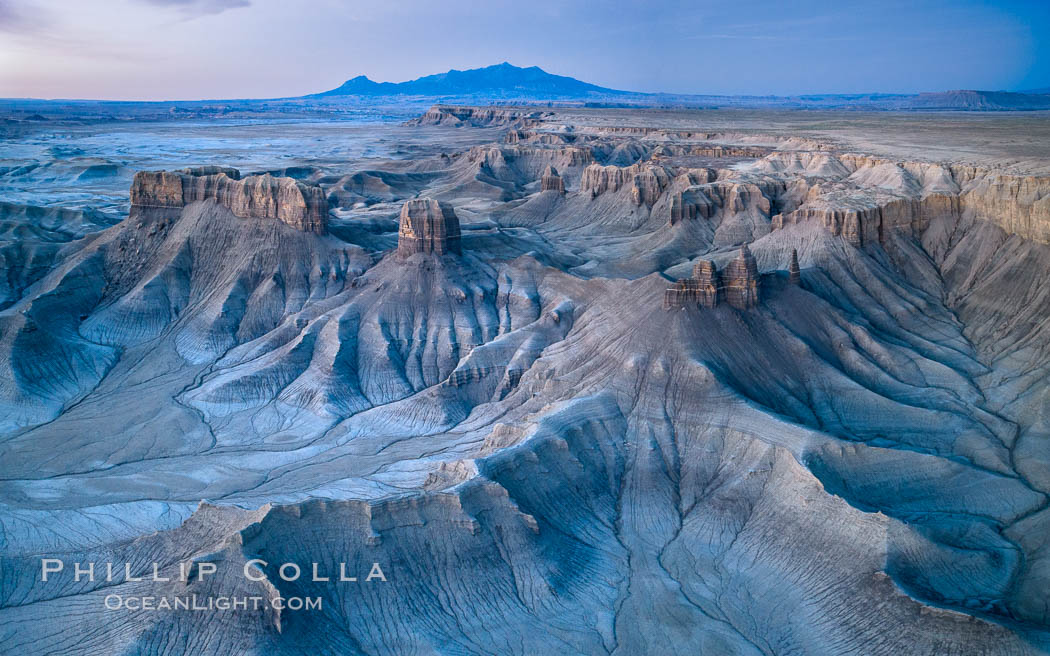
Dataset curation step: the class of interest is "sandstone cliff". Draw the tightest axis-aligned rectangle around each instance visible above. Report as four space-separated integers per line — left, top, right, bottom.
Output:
468 145 593 176
581 162 673 206
505 130 577 146
397 197 462 256
130 168 328 234
540 166 565 193
724 244 760 309
761 152 1050 247
664 258 747 310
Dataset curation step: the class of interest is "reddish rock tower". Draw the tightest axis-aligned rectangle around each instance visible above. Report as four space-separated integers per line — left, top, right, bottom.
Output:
397 198 462 256
724 244 760 309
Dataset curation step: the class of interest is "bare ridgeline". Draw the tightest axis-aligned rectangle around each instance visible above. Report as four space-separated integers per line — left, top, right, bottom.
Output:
4 104 1050 656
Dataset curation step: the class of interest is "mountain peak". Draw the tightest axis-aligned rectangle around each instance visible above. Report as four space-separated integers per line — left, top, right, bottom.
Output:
310 63 623 99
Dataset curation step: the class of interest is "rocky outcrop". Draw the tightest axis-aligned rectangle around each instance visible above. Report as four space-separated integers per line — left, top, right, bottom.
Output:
397 198 462 256
650 144 771 159
663 259 723 309
692 259 722 307
405 105 551 127
772 206 874 247
669 189 715 225
772 195 963 247
631 166 672 206
505 130 577 145
669 192 697 225
130 167 328 234
956 173 1050 243
467 145 594 179
568 126 834 152
540 166 565 193
581 163 631 197
717 182 777 215
724 244 760 309
581 163 672 206
762 152 1050 246
663 280 695 310
789 248 801 285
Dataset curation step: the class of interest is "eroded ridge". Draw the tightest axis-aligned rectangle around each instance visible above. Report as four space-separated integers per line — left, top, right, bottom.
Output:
131 166 329 234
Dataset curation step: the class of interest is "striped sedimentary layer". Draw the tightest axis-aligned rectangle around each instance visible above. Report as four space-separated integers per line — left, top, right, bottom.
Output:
130 166 328 234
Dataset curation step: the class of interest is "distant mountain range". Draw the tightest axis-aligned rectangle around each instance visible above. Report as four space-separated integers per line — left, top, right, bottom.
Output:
310 62 618 99
309 62 1050 111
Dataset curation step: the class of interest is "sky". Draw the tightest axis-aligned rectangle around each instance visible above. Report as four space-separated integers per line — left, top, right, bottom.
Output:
0 0 1047 100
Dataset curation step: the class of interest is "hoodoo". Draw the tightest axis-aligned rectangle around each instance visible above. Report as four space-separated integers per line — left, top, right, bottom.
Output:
724 243 760 309
397 197 463 256
663 259 722 309
789 248 801 284
666 247 761 310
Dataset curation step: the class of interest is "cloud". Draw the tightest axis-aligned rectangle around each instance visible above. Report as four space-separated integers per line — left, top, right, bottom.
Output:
137 0 251 18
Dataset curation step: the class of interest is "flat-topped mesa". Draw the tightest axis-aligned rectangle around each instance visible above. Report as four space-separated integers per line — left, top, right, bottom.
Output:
663 259 722 310
397 198 462 257
129 167 328 234
788 248 801 285
724 244 760 309
540 165 565 193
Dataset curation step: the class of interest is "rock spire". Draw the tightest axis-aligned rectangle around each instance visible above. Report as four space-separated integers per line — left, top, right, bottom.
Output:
724 244 760 309
789 248 801 285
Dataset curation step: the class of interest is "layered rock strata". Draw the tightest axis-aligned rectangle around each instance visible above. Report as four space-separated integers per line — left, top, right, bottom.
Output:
397 197 462 256
669 192 698 225
130 167 328 234
505 129 578 145
540 166 565 193
581 163 673 206
665 246 760 310
763 152 1050 246
466 145 594 187
771 195 964 247
650 144 771 159
724 244 760 309
664 259 722 309
406 105 551 127
468 145 593 169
